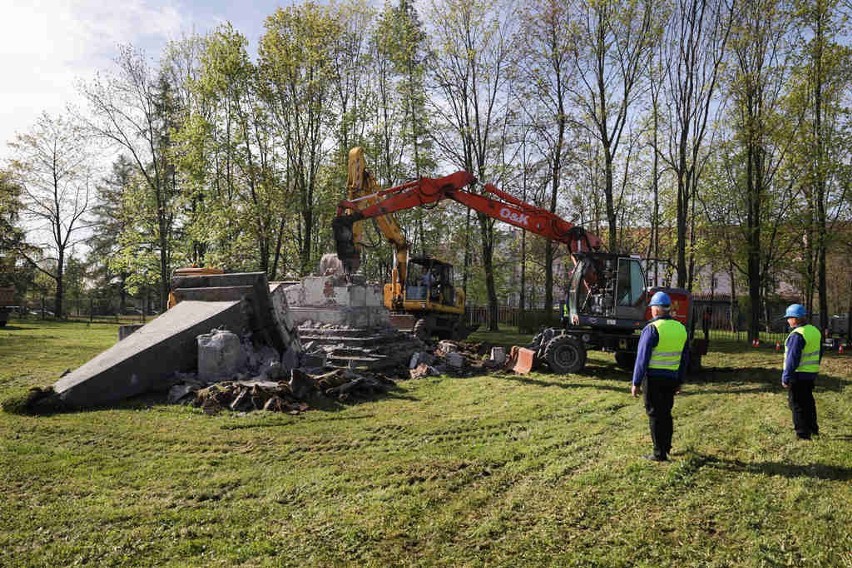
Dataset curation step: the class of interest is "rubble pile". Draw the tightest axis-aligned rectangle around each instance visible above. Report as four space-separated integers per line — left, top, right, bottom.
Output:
407 340 506 379
35 268 513 415
169 367 396 415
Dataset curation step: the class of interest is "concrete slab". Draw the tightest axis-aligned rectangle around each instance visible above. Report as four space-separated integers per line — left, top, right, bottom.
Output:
269 281 302 353
54 300 245 408
171 272 298 355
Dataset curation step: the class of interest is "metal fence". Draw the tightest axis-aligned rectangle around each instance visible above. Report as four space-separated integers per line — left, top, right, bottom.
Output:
466 301 850 346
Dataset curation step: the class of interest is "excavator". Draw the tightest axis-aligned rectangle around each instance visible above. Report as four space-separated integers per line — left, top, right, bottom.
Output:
333 155 707 375
341 147 468 340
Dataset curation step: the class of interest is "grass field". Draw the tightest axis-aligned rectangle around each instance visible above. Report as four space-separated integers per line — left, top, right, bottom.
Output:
1 318 850 567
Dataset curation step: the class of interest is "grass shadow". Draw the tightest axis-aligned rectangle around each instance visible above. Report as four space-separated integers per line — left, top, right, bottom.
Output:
693 366 848 393
496 372 629 394
692 451 852 481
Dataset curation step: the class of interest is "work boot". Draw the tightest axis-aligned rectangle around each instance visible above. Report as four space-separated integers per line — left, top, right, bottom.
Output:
642 454 668 462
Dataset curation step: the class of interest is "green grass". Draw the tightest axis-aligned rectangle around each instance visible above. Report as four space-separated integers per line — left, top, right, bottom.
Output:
1 319 850 567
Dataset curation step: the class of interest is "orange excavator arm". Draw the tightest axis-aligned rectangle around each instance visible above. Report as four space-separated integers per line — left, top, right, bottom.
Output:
333 169 601 274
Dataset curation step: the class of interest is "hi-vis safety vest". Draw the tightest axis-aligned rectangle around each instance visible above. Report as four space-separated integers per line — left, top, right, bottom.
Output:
784 324 821 373
648 319 687 372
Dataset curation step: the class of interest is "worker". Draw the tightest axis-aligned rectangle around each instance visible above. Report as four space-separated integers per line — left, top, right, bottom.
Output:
631 291 689 462
781 303 822 440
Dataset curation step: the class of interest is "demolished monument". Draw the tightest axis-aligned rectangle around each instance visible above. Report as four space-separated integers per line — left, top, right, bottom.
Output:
52 272 302 409
45 265 428 410
284 274 425 371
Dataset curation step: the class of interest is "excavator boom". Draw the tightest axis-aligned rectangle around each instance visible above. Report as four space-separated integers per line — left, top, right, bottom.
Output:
334 168 601 273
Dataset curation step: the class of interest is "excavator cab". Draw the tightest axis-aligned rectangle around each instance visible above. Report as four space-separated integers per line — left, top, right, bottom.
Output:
567 253 649 331
403 257 456 307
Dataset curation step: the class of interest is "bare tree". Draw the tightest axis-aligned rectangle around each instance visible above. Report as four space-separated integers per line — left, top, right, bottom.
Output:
426 0 517 330
726 0 798 339
516 0 576 318
7 112 92 317
568 0 661 250
659 0 734 289
80 45 178 310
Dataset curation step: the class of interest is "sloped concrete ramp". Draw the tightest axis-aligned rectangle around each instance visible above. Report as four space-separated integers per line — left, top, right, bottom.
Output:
54 300 245 408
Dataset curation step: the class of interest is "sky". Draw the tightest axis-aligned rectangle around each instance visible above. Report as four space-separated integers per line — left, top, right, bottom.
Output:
0 0 285 161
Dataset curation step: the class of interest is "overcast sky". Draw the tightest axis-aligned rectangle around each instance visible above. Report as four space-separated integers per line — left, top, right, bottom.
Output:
0 0 286 161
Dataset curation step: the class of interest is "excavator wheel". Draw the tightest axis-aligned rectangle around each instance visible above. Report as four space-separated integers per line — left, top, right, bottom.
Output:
543 335 587 374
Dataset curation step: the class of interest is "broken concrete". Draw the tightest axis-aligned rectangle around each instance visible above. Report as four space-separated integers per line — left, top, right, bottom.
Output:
53 272 303 409
54 300 247 408
298 323 425 371
285 275 388 328
198 329 246 383
171 272 302 355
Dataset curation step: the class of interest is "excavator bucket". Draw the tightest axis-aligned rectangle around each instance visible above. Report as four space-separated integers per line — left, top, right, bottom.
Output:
511 347 538 374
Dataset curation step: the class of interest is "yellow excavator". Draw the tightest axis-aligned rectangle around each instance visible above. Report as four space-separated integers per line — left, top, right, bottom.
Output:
343 147 469 339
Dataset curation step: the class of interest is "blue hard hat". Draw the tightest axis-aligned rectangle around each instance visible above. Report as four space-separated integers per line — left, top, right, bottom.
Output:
649 291 671 307
785 304 807 318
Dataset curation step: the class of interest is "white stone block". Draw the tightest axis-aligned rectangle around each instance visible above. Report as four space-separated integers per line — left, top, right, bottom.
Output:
197 329 246 382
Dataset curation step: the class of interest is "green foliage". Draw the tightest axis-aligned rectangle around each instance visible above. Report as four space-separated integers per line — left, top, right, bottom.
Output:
1 321 850 566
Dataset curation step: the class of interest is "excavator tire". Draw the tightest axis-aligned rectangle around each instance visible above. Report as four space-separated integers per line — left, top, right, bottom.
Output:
543 335 587 374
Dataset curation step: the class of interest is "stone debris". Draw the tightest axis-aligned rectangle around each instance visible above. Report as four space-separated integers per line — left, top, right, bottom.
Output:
297 322 426 372
33 267 514 415
409 362 441 379
176 367 397 415
197 329 246 382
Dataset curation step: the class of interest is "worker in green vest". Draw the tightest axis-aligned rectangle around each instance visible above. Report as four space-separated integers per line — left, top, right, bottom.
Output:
781 304 822 440
631 291 689 462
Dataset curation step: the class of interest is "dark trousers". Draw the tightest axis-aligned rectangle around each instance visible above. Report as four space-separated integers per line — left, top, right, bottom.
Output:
788 380 819 438
644 379 679 459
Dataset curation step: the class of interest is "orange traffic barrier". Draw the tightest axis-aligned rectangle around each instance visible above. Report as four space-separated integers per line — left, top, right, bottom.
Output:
511 347 538 374
775 340 781 352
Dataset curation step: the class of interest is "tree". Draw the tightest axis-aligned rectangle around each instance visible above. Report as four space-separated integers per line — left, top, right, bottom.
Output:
172 25 291 278
659 0 734 288
259 3 341 275
0 170 34 291
89 155 136 314
788 0 852 330
427 0 517 330
372 0 434 258
725 0 799 339
81 45 179 310
568 0 661 250
7 112 92 317
515 0 577 317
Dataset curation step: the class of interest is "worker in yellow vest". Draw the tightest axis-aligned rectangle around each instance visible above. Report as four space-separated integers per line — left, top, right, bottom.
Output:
631 291 689 462
781 304 822 440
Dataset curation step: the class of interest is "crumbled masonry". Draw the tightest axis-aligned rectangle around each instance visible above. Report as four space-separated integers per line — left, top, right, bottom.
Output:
38 269 509 414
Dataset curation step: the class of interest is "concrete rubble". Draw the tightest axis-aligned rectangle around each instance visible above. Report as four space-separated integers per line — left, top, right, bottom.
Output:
48 272 302 409
169 368 396 415
22 265 510 415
